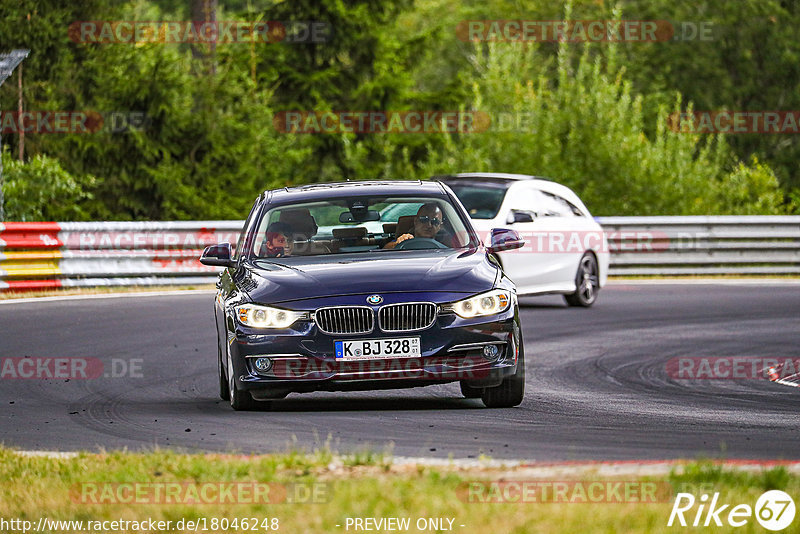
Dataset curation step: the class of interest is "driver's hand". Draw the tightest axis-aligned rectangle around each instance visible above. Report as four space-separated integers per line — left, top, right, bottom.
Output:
383 233 414 249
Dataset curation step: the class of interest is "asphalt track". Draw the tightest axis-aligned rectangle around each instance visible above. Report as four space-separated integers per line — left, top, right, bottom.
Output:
0 283 798 460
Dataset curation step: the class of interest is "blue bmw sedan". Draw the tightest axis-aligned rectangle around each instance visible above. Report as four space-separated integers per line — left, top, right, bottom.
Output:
201 181 526 410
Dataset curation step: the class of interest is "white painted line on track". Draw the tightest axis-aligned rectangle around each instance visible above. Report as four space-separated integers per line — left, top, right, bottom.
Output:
608 278 800 286
392 458 800 477
773 377 800 388
391 456 523 468
0 289 216 305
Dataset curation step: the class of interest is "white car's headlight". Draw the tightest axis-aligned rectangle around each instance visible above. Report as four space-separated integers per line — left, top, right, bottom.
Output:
236 304 307 328
442 289 512 318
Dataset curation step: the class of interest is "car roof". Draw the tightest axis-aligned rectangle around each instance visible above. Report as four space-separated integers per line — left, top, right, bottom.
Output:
434 172 553 183
434 172 593 217
264 180 447 204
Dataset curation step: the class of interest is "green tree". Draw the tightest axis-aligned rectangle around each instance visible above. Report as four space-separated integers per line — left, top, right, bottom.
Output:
599 0 800 197
411 37 786 215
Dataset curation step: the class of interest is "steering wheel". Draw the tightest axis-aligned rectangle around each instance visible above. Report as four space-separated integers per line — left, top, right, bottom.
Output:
394 237 448 250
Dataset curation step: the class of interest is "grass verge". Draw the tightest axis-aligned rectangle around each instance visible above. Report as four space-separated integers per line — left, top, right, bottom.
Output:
1 447 798 533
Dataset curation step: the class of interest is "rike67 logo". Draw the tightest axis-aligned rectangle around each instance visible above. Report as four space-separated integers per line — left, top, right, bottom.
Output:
669 490 795 531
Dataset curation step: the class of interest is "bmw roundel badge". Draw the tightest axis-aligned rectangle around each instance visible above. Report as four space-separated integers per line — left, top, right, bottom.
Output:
367 294 383 305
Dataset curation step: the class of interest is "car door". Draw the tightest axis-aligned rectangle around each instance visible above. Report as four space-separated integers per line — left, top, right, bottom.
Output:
496 184 578 294
217 198 261 366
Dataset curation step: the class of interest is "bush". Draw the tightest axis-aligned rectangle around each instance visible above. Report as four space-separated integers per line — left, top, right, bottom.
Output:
1 150 95 221
410 37 788 216
716 157 787 215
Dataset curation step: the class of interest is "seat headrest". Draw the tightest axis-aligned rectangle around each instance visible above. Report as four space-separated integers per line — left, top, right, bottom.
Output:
332 227 368 239
395 215 416 236
279 209 318 239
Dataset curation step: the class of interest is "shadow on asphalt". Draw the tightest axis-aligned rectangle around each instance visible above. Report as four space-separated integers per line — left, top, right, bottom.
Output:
517 297 568 308
223 396 486 413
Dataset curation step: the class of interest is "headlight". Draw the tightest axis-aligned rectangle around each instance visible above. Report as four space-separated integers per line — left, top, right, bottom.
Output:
235 304 307 328
442 289 512 318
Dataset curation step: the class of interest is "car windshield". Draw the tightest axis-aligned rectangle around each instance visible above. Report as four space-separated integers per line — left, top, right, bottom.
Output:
442 180 509 219
251 195 475 258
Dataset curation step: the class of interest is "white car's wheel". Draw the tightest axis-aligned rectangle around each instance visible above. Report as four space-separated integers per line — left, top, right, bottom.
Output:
564 253 599 307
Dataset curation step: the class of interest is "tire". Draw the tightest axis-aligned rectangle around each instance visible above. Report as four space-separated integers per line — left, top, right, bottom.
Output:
459 381 483 399
564 253 599 307
481 339 525 408
218 347 229 401
227 346 258 411
215 306 229 400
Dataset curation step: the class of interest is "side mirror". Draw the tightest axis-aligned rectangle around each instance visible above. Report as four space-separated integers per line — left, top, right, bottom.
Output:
200 243 235 267
488 228 525 254
506 210 534 224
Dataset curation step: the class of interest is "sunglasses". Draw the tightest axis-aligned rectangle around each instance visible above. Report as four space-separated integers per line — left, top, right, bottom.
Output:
417 215 443 226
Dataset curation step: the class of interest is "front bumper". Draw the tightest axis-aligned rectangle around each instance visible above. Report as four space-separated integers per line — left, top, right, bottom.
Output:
226 297 521 399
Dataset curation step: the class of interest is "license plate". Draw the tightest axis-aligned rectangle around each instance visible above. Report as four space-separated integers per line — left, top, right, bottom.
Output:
335 337 421 360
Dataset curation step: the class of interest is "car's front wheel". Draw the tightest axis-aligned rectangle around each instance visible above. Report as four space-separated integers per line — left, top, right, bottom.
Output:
218 347 229 401
564 253 599 307
481 340 525 408
227 346 258 411
459 381 483 398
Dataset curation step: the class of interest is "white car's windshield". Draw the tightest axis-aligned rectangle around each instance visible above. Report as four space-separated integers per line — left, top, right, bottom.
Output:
252 195 475 258
442 180 509 219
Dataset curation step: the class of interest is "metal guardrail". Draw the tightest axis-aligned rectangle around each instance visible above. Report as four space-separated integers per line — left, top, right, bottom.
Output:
0 222 241 291
0 217 798 291
597 216 800 276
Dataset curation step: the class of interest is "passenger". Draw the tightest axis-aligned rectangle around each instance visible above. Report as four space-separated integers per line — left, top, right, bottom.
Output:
384 203 444 249
261 222 294 257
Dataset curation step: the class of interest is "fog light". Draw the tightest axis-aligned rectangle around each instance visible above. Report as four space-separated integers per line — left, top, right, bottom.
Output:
253 357 272 372
482 344 500 362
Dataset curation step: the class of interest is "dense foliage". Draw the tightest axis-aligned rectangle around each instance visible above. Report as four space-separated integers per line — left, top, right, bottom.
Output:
0 0 796 220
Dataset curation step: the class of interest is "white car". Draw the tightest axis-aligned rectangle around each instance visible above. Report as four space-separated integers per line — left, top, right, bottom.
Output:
436 173 609 306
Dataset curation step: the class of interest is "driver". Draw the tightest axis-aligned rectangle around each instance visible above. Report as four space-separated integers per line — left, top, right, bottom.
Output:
384 203 444 250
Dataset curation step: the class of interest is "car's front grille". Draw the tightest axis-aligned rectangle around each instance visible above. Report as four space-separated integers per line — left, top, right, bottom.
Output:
315 306 374 335
378 302 437 332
